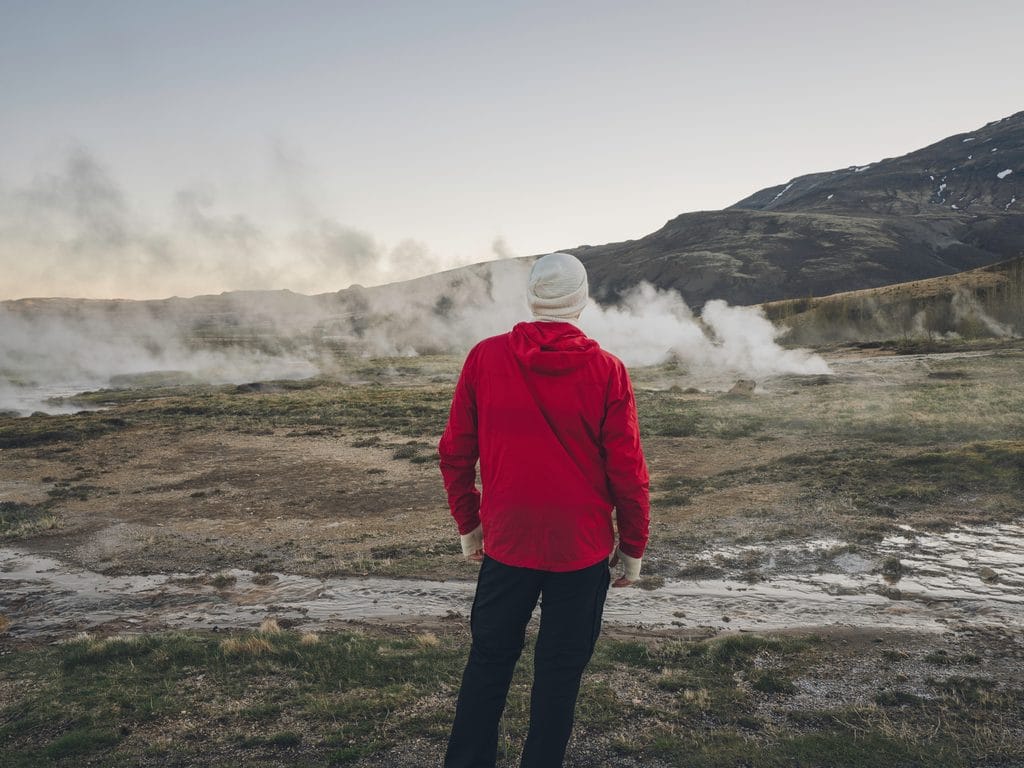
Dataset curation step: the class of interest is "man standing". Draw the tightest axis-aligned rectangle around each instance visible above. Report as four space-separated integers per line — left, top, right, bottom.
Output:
439 252 650 768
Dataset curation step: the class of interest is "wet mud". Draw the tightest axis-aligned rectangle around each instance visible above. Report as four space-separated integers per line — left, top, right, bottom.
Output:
3 520 1021 640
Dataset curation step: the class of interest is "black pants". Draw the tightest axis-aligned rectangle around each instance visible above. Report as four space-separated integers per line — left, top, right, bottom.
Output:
444 555 611 768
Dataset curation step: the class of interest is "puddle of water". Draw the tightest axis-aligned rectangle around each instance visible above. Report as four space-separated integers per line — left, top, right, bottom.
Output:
0 381 106 416
0 552 475 637
2 521 1021 639
877 522 1024 601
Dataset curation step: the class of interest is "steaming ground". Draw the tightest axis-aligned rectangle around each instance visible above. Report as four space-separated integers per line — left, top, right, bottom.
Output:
0 260 827 415
2 339 1023 765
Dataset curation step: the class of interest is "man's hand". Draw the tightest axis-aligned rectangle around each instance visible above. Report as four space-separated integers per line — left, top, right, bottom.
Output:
460 525 484 561
608 550 634 588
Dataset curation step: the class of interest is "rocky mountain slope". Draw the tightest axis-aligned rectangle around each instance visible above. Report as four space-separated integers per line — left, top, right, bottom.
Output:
570 111 1023 307
731 114 1022 216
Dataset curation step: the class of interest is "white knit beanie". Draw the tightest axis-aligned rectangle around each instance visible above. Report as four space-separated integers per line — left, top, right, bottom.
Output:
527 252 589 322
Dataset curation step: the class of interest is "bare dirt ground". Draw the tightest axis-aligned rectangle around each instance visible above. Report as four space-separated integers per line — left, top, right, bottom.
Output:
4 426 451 579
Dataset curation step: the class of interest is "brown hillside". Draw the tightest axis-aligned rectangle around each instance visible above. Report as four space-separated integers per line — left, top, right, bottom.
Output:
763 256 1024 343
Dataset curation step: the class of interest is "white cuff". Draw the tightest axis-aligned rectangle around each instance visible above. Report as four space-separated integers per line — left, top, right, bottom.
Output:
460 524 483 556
617 549 642 581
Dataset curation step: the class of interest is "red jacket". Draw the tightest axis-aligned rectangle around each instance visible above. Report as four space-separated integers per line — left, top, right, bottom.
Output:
438 321 650 572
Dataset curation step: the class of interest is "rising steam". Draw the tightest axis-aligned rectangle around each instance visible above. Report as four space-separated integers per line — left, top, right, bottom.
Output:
0 148 488 301
583 282 830 375
0 258 830 415
0 148 832 413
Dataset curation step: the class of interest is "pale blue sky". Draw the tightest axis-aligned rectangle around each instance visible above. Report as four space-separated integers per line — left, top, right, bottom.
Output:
1 0 1022 299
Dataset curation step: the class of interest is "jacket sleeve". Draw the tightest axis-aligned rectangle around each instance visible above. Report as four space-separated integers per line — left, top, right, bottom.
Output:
438 348 482 536
601 362 650 559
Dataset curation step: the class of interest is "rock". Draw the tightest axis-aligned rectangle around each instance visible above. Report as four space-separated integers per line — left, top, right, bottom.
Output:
877 585 903 601
727 379 757 397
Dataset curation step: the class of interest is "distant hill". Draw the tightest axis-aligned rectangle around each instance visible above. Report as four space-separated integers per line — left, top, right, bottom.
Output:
569 111 1023 307
763 256 1024 344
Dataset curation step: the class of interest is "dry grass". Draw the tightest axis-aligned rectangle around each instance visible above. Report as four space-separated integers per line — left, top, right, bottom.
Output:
220 636 275 656
258 618 282 635
0 501 62 541
415 632 440 648
83 635 137 653
765 256 1024 343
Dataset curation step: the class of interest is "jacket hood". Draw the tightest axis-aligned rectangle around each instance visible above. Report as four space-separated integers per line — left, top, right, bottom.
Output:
509 321 601 375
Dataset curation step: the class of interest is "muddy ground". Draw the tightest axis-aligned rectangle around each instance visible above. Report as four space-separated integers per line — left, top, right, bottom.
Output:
1 340 1023 766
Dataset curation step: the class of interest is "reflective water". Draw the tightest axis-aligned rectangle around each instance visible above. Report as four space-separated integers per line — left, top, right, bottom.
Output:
2 521 1021 639
0 381 105 416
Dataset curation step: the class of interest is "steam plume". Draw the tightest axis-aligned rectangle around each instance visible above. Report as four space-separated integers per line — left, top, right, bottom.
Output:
0 149 462 300
1 149 831 414
0 259 831 415
583 283 830 375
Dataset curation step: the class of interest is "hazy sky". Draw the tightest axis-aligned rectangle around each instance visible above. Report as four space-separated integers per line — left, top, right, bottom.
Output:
1 0 1021 300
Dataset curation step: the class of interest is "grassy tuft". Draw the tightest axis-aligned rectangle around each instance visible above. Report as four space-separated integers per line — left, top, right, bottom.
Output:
750 670 797 695
415 632 440 648
220 636 275 657
875 689 924 707
258 618 282 635
210 573 237 588
44 728 120 760
0 501 62 541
